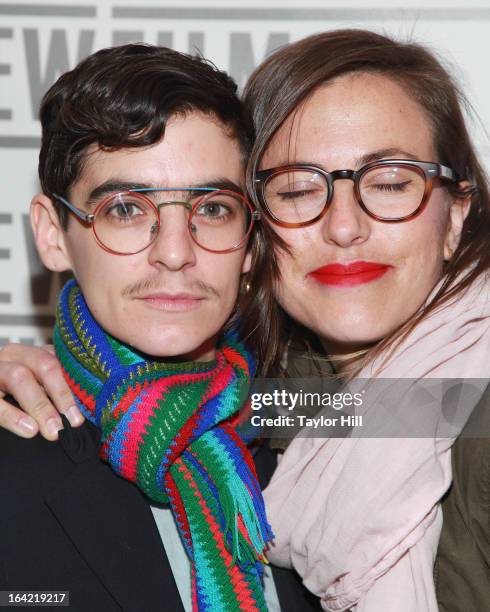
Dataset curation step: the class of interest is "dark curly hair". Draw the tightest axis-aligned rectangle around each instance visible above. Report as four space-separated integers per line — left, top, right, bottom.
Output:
38 43 254 227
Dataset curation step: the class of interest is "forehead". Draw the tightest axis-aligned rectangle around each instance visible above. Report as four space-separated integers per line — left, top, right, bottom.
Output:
262 72 436 168
73 112 245 196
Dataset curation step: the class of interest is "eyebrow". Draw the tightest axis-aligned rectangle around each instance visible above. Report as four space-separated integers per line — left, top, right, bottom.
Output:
357 148 419 166
86 178 245 207
271 148 420 171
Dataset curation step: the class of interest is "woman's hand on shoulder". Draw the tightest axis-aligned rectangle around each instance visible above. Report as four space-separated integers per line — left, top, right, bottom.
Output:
0 343 84 440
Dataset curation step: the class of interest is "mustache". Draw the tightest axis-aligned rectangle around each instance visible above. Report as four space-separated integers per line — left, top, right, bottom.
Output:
121 275 220 299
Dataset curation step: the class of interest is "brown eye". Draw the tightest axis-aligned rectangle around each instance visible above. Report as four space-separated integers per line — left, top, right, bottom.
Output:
196 201 229 218
101 195 151 225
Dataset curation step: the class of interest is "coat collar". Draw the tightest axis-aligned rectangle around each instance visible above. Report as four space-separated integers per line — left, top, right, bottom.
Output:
44 418 184 612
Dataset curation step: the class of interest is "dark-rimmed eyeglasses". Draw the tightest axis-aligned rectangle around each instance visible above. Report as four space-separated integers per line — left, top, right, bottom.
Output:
254 159 461 227
53 188 260 255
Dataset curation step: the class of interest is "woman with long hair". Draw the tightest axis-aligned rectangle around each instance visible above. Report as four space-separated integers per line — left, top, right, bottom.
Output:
242 29 490 611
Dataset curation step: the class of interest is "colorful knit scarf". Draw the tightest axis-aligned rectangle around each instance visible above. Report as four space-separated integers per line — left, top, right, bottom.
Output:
53 280 273 611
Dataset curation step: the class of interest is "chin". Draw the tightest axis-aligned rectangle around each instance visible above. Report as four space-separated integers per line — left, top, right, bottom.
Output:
313 317 389 351
120 326 217 361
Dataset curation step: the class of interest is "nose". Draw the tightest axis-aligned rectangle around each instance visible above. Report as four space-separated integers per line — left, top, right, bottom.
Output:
319 177 371 247
146 201 196 270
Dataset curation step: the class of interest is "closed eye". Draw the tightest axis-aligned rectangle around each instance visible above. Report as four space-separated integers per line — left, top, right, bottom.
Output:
277 188 323 200
369 180 412 192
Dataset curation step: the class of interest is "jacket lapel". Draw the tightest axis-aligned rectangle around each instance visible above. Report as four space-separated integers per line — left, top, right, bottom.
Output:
45 420 184 612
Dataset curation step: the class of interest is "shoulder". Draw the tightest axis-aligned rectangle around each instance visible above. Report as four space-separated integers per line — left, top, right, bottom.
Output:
0 426 71 474
450 383 490 517
436 382 490 609
0 422 99 518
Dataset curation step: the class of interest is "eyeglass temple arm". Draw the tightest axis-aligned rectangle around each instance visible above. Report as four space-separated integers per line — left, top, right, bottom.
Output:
432 164 457 181
52 193 95 223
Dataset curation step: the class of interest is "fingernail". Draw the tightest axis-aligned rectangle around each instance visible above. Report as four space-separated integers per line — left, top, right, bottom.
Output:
19 417 36 434
47 416 63 438
66 406 84 426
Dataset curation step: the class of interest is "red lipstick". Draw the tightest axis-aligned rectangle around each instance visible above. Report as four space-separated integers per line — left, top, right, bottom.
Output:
309 261 391 287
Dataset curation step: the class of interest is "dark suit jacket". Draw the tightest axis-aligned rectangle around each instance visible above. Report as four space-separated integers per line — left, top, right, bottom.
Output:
0 419 320 612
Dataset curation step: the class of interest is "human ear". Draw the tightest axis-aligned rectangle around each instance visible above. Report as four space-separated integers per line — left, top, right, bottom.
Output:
444 182 473 260
30 194 73 272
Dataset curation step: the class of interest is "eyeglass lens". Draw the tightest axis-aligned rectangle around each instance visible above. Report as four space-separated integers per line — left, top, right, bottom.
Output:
92 191 252 254
263 164 427 223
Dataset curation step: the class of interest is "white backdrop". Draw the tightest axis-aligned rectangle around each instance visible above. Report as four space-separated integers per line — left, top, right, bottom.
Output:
1 0 489 345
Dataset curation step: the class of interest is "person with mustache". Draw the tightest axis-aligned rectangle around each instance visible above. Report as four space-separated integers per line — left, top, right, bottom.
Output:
2 29 490 612
0 43 321 612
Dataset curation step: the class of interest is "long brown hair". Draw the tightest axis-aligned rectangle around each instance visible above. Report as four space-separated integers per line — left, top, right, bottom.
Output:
243 29 490 376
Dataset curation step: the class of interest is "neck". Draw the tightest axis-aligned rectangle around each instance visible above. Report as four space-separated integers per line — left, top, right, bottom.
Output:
328 349 370 376
183 334 217 362
320 340 373 376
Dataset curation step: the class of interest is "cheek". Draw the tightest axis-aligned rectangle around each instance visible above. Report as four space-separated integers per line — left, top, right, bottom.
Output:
270 199 451 343
395 195 450 273
64 234 136 317
272 233 315 312
213 253 244 306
